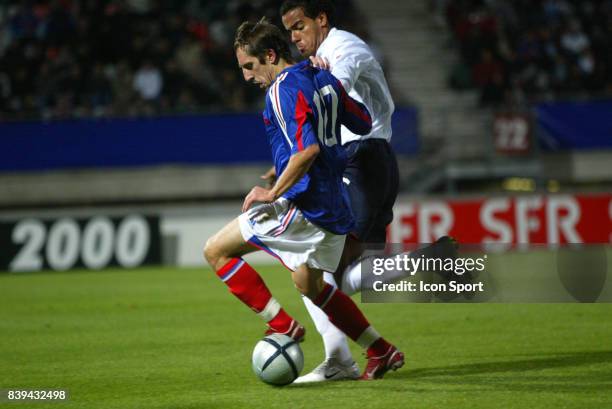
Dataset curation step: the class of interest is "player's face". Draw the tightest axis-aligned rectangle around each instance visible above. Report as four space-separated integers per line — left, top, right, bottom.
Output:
236 47 273 89
282 7 327 57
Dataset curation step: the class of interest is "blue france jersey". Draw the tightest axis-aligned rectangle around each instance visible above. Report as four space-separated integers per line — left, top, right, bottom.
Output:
263 60 373 235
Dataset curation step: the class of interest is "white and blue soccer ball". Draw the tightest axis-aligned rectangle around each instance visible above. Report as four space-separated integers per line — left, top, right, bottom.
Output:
252 334 304 386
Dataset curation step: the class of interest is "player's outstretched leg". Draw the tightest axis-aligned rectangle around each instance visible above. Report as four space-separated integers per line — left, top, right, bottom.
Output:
339 236 460 294
297 238 457 382
296 293 359 383
204 218 305 341
293 265 404 380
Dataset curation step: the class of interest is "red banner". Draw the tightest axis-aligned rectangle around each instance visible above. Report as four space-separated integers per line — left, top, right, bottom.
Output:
390 193 612 244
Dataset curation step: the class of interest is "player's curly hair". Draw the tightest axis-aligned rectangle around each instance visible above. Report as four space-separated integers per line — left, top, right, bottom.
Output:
234 18 295 64
280 0 336 27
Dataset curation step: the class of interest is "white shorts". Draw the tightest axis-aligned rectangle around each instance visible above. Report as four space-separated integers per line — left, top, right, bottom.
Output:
238 198 346 272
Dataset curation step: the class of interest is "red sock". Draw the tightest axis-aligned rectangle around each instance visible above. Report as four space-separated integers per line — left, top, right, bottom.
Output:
313 283 391 354
367 338 393 358
313 284 393 356
216 258 293 332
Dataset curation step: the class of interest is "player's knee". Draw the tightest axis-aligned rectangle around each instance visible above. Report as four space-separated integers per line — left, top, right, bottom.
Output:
293 280 309 297
297 285 318 300
305 283 325 300
293 275 324 300
203 236 219 269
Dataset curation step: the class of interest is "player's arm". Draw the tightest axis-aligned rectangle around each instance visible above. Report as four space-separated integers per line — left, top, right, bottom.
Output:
270 144 318 199
242 86 319 212
242 146 318 212
270 86 322 194
337 80 372 135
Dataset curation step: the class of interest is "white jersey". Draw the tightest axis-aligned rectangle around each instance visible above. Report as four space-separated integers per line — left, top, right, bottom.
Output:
317 28 395 145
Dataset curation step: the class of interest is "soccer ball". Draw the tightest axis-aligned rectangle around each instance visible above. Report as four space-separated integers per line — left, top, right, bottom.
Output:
252 334 304 386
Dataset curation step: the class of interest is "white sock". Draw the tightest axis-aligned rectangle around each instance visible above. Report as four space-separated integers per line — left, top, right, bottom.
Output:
339 260 362 296
301 273 353 366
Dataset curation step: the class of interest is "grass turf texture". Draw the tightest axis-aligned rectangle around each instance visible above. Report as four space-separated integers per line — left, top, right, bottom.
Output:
1 265 611 409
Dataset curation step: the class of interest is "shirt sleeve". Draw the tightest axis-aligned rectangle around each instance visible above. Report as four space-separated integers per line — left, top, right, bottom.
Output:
326 39 376 92
275 81 318 155
336 79 372 136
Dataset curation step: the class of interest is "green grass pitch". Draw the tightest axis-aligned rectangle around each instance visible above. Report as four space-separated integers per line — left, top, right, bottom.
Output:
1 265 611 409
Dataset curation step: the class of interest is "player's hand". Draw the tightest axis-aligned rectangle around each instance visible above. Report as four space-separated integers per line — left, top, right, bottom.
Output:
309 55 330 70
242 186 275 212
260 167 277 189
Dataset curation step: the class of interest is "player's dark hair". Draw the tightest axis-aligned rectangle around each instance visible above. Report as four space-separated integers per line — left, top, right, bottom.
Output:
280 0 336 27
234 18 295 64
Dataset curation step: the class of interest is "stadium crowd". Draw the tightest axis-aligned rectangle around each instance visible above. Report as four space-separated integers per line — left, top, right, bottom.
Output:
0 0 366 121
442 0 612 107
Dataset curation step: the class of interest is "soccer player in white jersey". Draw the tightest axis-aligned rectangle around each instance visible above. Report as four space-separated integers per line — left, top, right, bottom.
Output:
279 0 401 383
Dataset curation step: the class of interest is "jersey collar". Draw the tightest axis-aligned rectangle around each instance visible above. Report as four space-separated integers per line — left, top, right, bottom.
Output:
273 60 309 84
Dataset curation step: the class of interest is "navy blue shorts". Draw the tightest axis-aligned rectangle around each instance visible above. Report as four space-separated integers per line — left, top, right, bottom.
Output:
343 139 399 244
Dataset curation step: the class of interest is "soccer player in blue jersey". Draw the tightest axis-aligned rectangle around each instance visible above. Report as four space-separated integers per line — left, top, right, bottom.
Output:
203 19 404 380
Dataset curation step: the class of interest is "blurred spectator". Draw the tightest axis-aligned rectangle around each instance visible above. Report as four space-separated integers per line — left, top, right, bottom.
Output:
444 0 612 106
161 60 186 109
132 60 163 116
86 63 113 116
133 61 163 102
0 0 372 121
560 20 590 56
472 49 505 106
